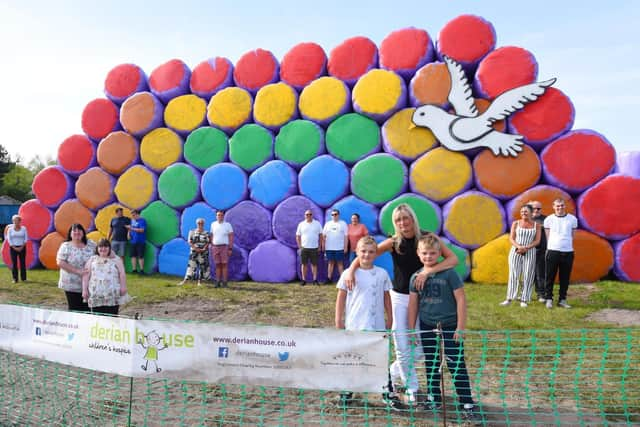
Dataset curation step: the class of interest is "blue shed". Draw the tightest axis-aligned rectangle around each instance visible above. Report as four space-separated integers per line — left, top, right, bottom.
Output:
0 195 21 226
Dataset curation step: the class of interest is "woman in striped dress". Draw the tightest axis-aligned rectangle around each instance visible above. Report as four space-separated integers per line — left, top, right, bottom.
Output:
501 205 541 307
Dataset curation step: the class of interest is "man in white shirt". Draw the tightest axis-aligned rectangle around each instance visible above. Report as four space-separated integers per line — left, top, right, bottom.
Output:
323 209 348 283
210 210 234 288
543 198 578 309
295 210 323 286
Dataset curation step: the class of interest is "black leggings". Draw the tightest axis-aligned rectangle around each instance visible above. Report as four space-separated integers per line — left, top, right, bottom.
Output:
10 247 26 281
92 305 119 315
65 291 90 312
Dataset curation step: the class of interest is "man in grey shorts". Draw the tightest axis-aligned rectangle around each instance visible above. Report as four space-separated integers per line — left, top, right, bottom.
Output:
295 210 323 286
108 207 131 262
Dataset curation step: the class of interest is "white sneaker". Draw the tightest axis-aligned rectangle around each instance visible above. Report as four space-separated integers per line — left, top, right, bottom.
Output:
538 297 546 303
406 391 417 406
499 300 512 306
520 301 528 308
545 299 553 309
558 300 571 309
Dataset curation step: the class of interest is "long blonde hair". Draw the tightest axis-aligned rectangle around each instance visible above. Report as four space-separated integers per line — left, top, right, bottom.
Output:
391 203 422 254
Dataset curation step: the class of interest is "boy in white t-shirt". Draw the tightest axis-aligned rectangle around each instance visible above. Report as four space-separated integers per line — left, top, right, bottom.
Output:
335 236 393 407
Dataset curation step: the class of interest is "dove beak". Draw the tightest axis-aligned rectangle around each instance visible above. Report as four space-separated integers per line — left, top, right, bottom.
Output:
408 122 417 130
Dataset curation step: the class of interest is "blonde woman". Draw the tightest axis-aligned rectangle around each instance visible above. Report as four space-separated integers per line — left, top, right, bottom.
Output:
344 203 458 407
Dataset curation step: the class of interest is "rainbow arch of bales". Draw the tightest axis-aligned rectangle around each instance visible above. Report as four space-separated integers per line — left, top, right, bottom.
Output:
7 14 640 284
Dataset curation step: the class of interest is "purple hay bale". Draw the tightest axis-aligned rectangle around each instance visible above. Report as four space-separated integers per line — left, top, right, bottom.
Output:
225 200 273 250
248 240 297 283
615 151 640 178
227 246 249 281
272 195 323 248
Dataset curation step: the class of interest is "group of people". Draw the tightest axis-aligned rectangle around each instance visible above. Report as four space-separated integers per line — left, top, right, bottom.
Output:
333 204 480 422
502 198 578 309
57 224 127 314
178 210 234 288
54 207 147 315
295 209 369 286
108 207 147 274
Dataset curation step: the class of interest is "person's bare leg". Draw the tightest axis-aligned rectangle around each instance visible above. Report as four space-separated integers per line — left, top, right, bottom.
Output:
327 260 335 283
216 265 223 283
301 263 308 284
337 260 344 275
222 264 229 286
311 264 318 283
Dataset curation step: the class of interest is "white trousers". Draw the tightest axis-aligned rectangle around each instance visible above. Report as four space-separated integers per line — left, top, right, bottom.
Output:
389 290 422 393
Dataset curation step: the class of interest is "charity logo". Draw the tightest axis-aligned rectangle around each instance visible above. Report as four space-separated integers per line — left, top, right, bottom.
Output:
218 347 229 358
138 330 167 373
278 352 289 362
412 56 556 157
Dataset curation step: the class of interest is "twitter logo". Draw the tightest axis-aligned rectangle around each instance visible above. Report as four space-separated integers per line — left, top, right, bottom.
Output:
67 333 75 341
278 352 289 362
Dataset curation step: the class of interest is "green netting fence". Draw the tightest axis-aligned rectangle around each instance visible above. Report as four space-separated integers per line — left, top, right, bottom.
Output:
1 326 639 426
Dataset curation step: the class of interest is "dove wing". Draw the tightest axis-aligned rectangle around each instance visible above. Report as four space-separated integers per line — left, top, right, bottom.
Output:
444 56 478 118
478 78 557 126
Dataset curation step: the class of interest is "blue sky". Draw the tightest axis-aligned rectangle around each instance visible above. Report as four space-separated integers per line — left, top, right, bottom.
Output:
1 0 638 162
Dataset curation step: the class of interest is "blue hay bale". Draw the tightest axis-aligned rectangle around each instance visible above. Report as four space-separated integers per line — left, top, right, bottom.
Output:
201 162 248 210
180 202 217 240
248 160 298 209
298 155 349 208
324 194 380 235
158 238 190 277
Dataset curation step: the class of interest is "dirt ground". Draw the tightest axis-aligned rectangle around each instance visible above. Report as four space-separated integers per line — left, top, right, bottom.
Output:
123 294 640 328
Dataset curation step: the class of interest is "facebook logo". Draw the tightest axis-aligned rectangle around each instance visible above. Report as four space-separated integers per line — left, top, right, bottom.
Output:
35 327 42 336
218 347 229 358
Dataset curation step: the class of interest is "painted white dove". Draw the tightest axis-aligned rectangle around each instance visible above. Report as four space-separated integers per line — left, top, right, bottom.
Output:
412 55 556 157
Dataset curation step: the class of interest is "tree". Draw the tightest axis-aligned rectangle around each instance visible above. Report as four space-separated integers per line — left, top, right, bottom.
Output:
27 154 56 175
1 164 34 202
0 145 12 178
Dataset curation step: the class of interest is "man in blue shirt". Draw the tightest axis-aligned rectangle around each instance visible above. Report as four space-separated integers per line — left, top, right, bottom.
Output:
127 209 147 274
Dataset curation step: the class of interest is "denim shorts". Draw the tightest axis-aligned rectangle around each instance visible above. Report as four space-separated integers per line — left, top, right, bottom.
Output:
111 240 127 257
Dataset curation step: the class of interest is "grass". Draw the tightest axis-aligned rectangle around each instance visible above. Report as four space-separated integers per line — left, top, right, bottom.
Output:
2 270 639 331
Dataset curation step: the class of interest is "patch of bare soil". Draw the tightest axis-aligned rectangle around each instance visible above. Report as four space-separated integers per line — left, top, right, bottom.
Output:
585 308 640 327
120 296 258 323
